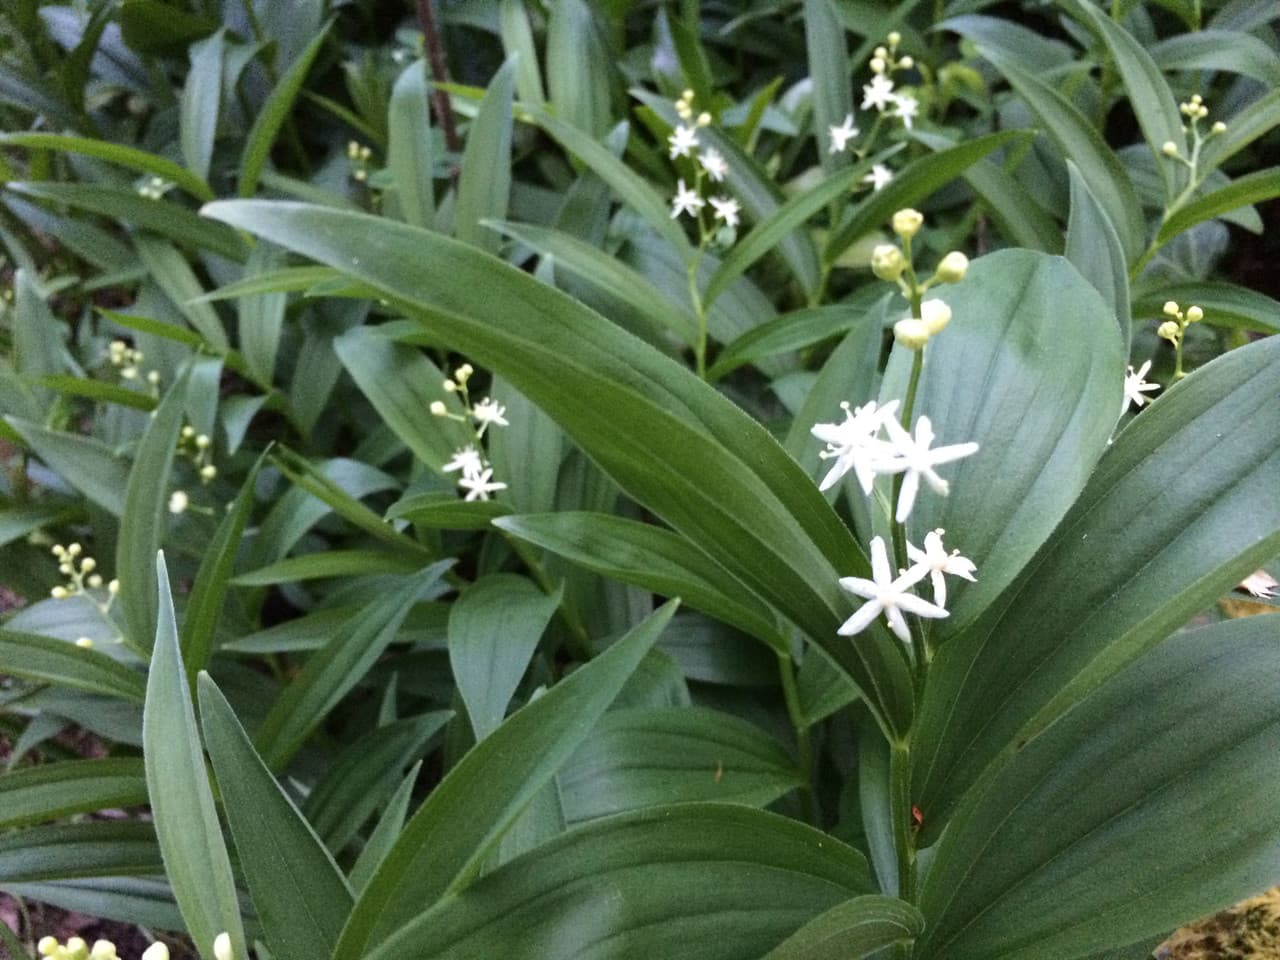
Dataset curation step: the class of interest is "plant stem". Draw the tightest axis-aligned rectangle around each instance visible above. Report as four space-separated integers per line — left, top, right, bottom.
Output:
890 738 916 927
415 0 462 158
777 651 818 825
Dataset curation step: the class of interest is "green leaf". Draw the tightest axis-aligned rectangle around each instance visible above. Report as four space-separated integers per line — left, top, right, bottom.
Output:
363 803 872 960
1131 281 1280 334
913 332 1280 842
198 674 353 960
254 563 452 769
977 53 1144 262
118 372 189 653
201 200 913 738
133 235 229 352
1149 29 1280 86
2 418 130 515
348 763 421 894
181 30 225 184
708 305 867 383
449 574 559 740
0 503 78 549
762 895 924 960
0 759 147 830
456 58 515 254
558 707 802 823
804 0 853 173
499 0 545 108
1065 161 1131 347
0 132 214 202
231 549 426 586
237 243 289 385
0 821 160 882
824 132 1024 264
238 23 330 197
332 601 677 960
1159 166 1280 244
1198 89 1280 177
387 59 435 228
4 182 247 261
0 630 145 702
143 554 245 960
37 375 158 411
546 0 613 138
385 493 511 529
918 617 1280 959
487 220 699 346
495 511 785 651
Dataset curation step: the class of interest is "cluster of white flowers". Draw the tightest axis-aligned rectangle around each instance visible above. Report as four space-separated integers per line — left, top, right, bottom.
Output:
668 90 741 231
36 934 182 960
347 139 374 182
107 339 159 387
430 362 509 502
48 542 119 620
1161 94 1226 164
837 532 974 642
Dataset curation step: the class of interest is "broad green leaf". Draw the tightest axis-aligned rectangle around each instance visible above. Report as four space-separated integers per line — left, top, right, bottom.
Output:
198 674 353 960
254 563 452 769
708 304 867 383
824 132 1024 264
385 494 511 529
449 574 559 739
387 59 435 228
118 372 189 653
546 0 613 138
348 763 421 894
0 822 160 882
133 235 229 352
0 503 78 549
804 0 853 173
486 220 699 346
1159 167 1280 244
977 53 1144 262
303 714 450 852
231 549 425 586
918 618 1280 959
940 15 1074 72
364 804 872 960
762 895 924 959
495 511 785 650
456 58 515 254
0 631 145 702
913 333 1280 841
197 265 341 302
558 707 802 823
38 375 157 411
238 243 289 385
332 602 677 960
1065 161 1131 347
0 878 190 940
1060 0 1186 197
180 455 263 681
499 0 545 107
333 326 470 470
201 200 914 737
0 759 147 830
1131 281 1280 334
1149 30 1280 86
705 149 899 309
486 376 563 515
12 270 63 409
0 132 214 202
3 182 247 261
181 30 225 183
144 554 245 960
238 24 330 197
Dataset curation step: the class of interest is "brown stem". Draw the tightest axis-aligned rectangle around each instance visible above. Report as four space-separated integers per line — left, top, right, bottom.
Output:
415 0 462 158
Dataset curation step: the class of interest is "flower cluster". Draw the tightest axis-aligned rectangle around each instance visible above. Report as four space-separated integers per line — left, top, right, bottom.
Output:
431 362 509 501
1158 299 1203 379
870 210 968 351
347 140 374 182
667 90 742 235
107 339 159 388
136 176 171 200
1161 94 1226 167
49 542 118 610
838 532 975 642
36 936 171 960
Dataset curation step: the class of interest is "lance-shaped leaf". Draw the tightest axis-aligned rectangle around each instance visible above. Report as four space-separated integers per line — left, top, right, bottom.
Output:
0 759 148 830
0 821 160 882
763 895 924 960
0 631 145 702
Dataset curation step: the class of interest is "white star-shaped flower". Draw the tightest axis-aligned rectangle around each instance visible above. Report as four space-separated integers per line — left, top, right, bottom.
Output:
1240 570 1279 599
1122 359 1160 416
668 124 700 159
892 93 919 129
863 163 893 191
906 529 977 609
828 114 859 154
709 195 741 228
879 415 980 522
862 74 896 111
670 179 705 219
812 399 900 494
838 536 947 642
472 398 508 433
443 445 484 478
458 467 507 502
699 147 728 182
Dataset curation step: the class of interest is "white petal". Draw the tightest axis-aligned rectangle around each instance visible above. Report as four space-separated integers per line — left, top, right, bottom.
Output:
837 600 884 636
884 605 911 642
868 536 892 584
896 592 949 619
896 470 919 523
931 570 947 608
929 441 980 465
838 576 879 599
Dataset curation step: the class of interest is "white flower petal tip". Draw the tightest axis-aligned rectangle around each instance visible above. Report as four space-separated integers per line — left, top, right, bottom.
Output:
905 529 978 607
880 416 979 522
828 114 859 154
1239 570 1279 599
1122 359 1160 416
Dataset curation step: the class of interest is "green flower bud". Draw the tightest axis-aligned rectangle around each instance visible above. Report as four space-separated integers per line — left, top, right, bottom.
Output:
893 317 931 350
1157 320 1180 342
920 299 952 336
934 251 968 283
1185 305 1203 323
892 208 923 239
870 244 907 281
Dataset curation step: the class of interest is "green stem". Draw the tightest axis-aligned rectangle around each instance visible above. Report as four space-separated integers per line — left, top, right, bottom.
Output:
778 652 818 825
890 738 916 911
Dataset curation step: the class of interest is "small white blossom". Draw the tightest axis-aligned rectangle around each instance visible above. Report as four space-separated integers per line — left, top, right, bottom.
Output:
838 536 947 642
472 398 508 431
862 74 896 111
168 490 189 515
1122 359 1160 416
709 196 741 228
670 179 705 219
892 93 919 129
213 933 234 960
699 148 728 182
668 124 700 159
863 163 894 191
879 415 980 522
811 400 901 494
443 445 484 477
906 529 976 609
828 114 859 154
458 467 507 502
1240 570 1279 599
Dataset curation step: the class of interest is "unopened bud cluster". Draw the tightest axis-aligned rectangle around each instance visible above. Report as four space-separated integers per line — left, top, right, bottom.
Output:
49 542 118 617
107 339 160 388
37 935 171 960
136 176 171 200
178 424 218 485
1161 94 1226 165
347 140 374 182
869 209 968 351
1158 299 1204 379
432 361 510 502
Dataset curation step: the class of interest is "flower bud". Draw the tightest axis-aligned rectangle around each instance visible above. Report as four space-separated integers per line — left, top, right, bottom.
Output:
1162 300 1181 317
195 434 210 449
108 579 120 595
898 55 914 70
81 557 96 573
892 208 923 239
934 251 968 283
443 379 457 392
870 244 907 281
1157 320 1180 341
874 46 888 59
870 57 886 74
887 31 901 46
51 586 69 599
68 543 82 557
200 464 217 481
141 943 169 960
38 937 59 956
66 939 89 960
1211 120 1226 134
1186 305 1203 323
168 490 189 515
88 574 103 588
90 941 118 960
1161 141 1178 157
76 636 94 648
920 299 952 335
696 111 712 127
893 317 931 350
213 933 234 960
181 425 195 439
